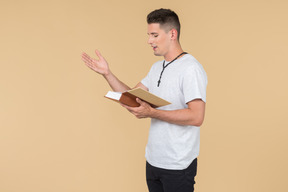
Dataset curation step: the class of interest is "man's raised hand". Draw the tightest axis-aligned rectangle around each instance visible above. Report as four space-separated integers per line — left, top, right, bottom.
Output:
82 50 110 75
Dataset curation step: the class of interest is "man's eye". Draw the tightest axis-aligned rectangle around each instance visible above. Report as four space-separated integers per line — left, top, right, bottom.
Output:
154 35 158 37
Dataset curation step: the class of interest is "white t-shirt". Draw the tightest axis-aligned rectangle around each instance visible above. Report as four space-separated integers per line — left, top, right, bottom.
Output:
141 54 207 170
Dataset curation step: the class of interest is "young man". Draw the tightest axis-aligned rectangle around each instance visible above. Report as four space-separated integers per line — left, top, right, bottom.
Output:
82 8 207 192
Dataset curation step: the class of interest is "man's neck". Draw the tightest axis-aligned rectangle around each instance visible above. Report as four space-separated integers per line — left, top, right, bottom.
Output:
163 45 184 61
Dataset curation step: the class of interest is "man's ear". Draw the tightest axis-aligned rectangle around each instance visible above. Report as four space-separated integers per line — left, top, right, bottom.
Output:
170 29 178 40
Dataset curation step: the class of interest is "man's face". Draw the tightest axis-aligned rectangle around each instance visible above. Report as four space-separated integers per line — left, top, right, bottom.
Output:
147 23 171 57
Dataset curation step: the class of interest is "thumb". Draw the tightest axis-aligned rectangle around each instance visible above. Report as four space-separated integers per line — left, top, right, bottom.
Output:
95 49 103 59
136 98 144 105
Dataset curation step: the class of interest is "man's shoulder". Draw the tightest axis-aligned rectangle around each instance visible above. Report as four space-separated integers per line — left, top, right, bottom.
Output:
182 54 200 64
179 54 203 70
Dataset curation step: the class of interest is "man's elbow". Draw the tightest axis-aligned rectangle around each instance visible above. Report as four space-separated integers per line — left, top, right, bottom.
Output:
188 116 204 127
191 120 203 127
186 100 205 126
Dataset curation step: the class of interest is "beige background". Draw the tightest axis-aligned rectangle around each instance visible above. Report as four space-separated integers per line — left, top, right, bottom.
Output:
1 0 287 191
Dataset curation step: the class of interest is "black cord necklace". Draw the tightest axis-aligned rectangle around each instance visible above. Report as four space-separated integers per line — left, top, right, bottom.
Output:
157 52 187 87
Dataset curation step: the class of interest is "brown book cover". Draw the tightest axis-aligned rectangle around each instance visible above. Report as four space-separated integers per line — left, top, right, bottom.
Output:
104 88 171 108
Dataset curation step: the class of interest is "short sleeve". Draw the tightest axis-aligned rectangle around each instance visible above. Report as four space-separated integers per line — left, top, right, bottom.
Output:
182 64 208 103
141 70 150 90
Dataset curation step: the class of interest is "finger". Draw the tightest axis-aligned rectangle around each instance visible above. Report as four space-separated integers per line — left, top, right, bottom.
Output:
122 104 137 114
82 54 96 68
120 103 131 110
82 53 92 63
82 52 90 59
136 98 144 105
95 49 103 59
82 52 93 61
82 58 93 68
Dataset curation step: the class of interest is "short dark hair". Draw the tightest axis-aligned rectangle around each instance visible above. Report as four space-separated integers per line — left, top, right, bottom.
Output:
147 8 181 40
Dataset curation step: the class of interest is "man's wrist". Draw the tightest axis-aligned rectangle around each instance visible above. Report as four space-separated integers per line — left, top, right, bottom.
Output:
103 70 112 79
149 107 158 119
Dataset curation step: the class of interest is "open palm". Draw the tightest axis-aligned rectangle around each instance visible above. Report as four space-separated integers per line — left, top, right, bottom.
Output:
82 50 109 75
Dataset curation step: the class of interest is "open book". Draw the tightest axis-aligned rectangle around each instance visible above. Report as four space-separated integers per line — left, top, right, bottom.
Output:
104 88 171 108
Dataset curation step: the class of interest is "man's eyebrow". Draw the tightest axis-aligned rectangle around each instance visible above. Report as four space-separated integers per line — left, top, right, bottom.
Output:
148 32 158 35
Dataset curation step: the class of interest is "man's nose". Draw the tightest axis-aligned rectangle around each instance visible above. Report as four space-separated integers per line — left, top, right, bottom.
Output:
147 37 153 44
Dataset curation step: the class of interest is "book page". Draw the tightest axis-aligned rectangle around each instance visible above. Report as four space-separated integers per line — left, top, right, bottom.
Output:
105 91 122 100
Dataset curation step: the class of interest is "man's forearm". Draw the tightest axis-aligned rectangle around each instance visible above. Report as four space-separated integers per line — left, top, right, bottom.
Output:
149 108 204 126
122 98 205 126
103 71 131 92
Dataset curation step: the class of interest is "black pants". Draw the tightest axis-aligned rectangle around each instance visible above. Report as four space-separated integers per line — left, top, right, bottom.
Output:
146 158 197 192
